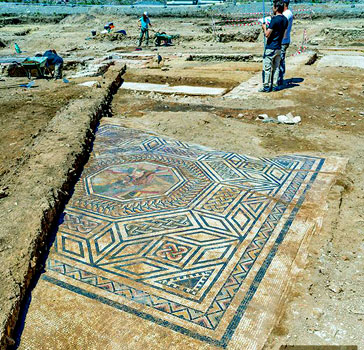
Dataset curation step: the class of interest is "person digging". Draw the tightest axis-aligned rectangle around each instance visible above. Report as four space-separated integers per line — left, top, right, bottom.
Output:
138 12 152 48
43 49 64 80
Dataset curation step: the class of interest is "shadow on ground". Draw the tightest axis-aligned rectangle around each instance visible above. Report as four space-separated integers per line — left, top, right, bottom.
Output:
279 77 304 90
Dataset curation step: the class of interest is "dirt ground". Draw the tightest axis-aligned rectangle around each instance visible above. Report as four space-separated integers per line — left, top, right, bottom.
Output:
110 16 364 348
0 9 364 349
0 79 87 194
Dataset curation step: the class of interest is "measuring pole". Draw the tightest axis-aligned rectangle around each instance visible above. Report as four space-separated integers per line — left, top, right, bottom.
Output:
211 15 217 41
262 0 266 48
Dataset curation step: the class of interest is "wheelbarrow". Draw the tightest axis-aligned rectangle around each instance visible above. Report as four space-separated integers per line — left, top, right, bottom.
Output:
21 56 48 79
154 32 180 47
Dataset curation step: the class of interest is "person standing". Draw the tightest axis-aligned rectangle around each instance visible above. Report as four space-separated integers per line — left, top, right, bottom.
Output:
259 0 288 93
278 0 294 86
138 12 152 47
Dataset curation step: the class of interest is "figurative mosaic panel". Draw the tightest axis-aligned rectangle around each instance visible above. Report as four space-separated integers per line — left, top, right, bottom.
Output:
44 124 325 347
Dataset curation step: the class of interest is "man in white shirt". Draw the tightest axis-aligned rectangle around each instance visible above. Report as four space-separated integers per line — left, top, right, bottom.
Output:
278 0 293 86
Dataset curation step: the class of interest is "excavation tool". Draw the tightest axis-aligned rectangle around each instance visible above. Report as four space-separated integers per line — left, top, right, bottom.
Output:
19 81 35 89
154 32 179 46
15 43 22 54
21 56 48 79
262 0 266 48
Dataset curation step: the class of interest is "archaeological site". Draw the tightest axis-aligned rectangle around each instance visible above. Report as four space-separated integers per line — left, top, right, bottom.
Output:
0 0 363 349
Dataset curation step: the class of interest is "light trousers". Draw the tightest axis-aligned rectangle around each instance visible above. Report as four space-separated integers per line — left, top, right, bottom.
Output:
262 48 281 89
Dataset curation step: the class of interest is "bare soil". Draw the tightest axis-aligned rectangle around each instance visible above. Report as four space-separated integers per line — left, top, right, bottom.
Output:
110 17 364 348
0 11 363 349
0 79 85 193
113 64 364 346
0 64 124 349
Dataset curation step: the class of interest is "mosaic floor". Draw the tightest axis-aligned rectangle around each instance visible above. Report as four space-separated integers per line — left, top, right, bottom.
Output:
19 120 345 350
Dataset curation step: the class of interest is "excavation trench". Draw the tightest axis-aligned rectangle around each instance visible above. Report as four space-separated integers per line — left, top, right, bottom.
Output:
0 57 242 348
0 64 126 350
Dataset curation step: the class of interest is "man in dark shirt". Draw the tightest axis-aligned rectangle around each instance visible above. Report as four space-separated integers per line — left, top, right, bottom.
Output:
259 0 288 92
43 50 64 80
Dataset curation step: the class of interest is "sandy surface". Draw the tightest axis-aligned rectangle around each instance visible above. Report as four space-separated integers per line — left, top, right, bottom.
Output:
0 63 125 349
0 9 363 349
0 78 86 193
109 17 364 347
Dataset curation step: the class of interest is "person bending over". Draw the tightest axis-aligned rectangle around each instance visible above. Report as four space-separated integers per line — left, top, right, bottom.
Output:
43 49 64 80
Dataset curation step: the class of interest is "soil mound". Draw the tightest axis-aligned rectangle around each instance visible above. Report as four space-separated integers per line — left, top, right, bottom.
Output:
61 14 96 25
93 33 127 42
217 27 260 43
322 27 364 44
14 28 32 36
0 15 65 25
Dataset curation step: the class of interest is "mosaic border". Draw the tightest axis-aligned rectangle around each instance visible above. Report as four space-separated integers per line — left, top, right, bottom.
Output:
44 156 324 348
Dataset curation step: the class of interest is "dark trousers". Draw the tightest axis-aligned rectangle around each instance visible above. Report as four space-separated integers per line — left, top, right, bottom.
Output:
138 28 149 47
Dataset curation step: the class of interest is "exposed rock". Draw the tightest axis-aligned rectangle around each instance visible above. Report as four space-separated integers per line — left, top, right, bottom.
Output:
216 27 260 43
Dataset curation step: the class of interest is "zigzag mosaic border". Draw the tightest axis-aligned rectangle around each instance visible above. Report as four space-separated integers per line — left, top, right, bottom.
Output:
44 125 325 348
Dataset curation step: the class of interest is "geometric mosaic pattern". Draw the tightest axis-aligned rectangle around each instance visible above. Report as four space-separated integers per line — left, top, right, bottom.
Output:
44 124 325 347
